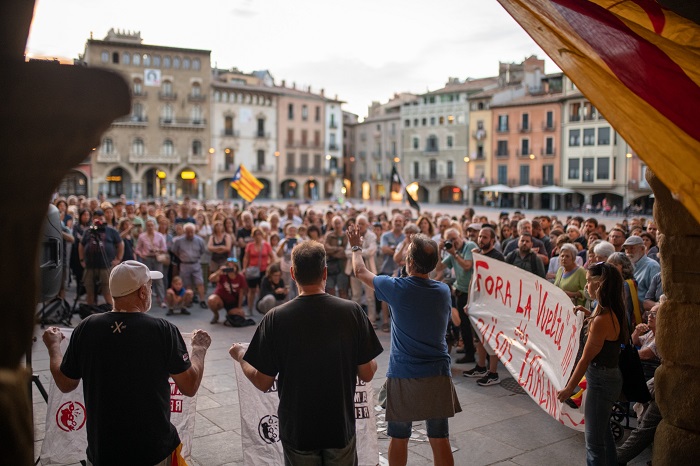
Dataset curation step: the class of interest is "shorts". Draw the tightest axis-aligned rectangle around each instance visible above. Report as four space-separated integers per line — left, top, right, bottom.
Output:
387 418 450 439
326 272 349 290
179 263 203 288
246 275 263 288
282 434 357 466
82 268 110 290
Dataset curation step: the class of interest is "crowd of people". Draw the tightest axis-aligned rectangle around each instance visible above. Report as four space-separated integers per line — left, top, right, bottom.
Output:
48 192 664 465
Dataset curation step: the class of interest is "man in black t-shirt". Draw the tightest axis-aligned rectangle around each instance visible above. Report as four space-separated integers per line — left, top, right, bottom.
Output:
78 209 124 305
230 242 383 465
43 261 211 466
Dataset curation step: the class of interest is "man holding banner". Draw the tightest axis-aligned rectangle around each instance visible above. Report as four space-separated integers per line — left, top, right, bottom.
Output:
42 261 212 466
230 241 383 466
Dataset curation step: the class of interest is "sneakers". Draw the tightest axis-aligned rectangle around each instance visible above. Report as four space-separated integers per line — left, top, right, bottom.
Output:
180 308 191 315
476 372 500 386
199 301 208 309
463 365 488 378
166 309 174 316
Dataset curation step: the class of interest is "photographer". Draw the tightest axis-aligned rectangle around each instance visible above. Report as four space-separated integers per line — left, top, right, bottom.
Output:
78 209 123 306
206 257 247 324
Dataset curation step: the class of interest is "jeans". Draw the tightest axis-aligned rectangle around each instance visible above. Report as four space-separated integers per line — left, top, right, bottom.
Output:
584 364 622 466
387 418 450 439
282 434 357 466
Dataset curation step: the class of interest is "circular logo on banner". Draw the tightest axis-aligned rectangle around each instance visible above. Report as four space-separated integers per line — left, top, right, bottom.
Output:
258 415 280 444
56 401 87 432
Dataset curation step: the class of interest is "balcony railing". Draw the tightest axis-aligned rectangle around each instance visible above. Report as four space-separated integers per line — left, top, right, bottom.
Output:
297 167 310 175
187 154 208 165
418 174 440 183
158 92 178 101
328 143 339 151
218 164 236 173
516 149 532 157
129 153 181 164
159 117 206 128
424 147 439 155
187 94 206 102
518 124 531 133
542 121 556 131
541 148 557 157
222 129 240 137
255 131 270 139
133 90 148 98
496 125 509 133
495 149 509 158
113 115 148 126
329 121 338 129
285 167 296 175
569 114 581 122
252 165 275 174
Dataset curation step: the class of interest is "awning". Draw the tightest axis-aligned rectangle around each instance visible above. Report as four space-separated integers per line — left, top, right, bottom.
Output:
538 186 575 194
479 184 513 192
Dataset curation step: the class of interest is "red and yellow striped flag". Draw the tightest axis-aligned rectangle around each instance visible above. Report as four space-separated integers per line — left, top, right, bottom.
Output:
230 164 264 202
498 0 700 223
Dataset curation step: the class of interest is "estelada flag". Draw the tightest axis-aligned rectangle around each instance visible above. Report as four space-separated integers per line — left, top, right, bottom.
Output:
231 164 264 202
498 0 700 223
390 165 421 213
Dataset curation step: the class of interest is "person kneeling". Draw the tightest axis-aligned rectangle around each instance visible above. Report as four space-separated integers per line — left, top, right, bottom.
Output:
165 276 194 316
207 258 248 325
257 263 290 314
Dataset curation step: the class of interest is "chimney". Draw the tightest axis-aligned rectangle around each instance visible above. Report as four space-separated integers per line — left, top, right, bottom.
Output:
320 88 325 97
281 79 286 87
292 82 296 89
307 85 311 92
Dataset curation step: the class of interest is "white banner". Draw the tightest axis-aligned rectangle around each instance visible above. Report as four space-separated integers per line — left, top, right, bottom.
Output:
40 330 197 465
233 343 379 465
468 254 586 430
144 68 161 86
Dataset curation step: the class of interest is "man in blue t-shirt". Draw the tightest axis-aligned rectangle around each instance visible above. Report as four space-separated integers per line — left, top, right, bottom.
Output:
348 227 460 466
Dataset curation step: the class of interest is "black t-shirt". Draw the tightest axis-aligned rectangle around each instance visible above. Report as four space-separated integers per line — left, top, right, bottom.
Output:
61 312 191 465
244 294 383 451
259 276 287 300
481 247 506 262
81 226 123 268
236 227 253 261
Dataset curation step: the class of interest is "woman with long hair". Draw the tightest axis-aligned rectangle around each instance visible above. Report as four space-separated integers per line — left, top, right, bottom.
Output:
242 227 275 315
208 220 233 272
558 262 628 465
416 215 435 238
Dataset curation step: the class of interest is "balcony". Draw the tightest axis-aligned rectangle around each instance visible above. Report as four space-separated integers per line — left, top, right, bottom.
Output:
187 93 206 102
297 167 310 175
518 124 531 133
542 121 556 131
541 148 557 157
218 164 237 173
424 146 439 155
255 131 270 139
472 129 487 140
159 117 206 129
496 125 509 133
187 154 208 165
158 92 178 101
285 166 296 175
309 167 323 175
516 149 533 158
328 143 339 151
418 174 440 183
112 115 148 127
129 153 181 164
329 121 338 129
495 149 509 158
583 113 597 121
133 90 148 98
569 114 581 122
222 129 240 137
252 165 275 174
96 152 119 163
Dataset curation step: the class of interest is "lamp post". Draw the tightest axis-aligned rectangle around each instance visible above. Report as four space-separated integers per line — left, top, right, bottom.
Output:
625 150 632 215
274 150 280 199
463 156 470 205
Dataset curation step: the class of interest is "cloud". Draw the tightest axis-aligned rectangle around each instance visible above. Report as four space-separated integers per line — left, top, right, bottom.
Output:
232 8 258 17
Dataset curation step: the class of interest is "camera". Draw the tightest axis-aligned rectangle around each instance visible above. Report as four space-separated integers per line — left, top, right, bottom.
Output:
222 267 234 273
444 240 453 250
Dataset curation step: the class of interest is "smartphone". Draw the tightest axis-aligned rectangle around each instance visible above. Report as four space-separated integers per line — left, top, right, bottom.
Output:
287 238 297 249
222 267 234 273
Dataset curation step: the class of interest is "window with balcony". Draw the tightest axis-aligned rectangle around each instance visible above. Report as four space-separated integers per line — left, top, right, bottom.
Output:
422 118 427 126
447 135 453 148
426 135 438 152
521 113 530 131
288 103 294 120
301 130 308 146
569 102 581 122
476 145 484 159
313 154 321 172
583 102 596 120
542 164 554 185
287 152 295 171
429 159 437 179
498 165 508 184
569 129 581 146
132 102 144 121
162 104 173 123
497 140 508 156
598 127 610 145
404 119 410 128
300 153 309 172
192 106 202 124
447 161 454 179
519 165 530 185
192 140 202 156
257 118 265 137
597 157 610 180
497 115 509 132
162 139 174 156
391 141 397 156
583 128 595 146
224 116 234 135
287 129 294 145
315 131 321 147
545 137 554 155
520 139 530 157
302 105 308 121
162 80 173 97
191 83 201 97
315 106 320 122
132 138 144 156
102 138 114 154
413 161 420 179
568 158 580 179
329 133 336 149
413 137 419 150
545 110 554 129
582 157 595 182
133 78 143 96
257 150 265 168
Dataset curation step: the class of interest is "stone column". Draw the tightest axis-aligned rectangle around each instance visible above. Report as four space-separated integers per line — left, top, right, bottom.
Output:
647 169 700 465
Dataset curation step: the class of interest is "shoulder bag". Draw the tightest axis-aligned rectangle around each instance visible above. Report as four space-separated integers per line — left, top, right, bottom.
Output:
619 338 652 403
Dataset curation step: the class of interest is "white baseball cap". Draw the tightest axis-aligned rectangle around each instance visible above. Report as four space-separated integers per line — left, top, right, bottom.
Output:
109 260 163 298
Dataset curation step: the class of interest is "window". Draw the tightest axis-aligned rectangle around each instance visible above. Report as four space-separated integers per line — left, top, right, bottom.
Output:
497 115 509 132
132 138 144 156
132 102 143 121
162 139 174 156
287 152 295 170
583 128 595 146
162 80 173 96
545 111 554 129
426 135 438 152
112 52 119 64
173 57 180 69
414 119 418 127
439 116 444 125
192 106 202 124
413 137 419 149
476 144 484 159
520 139 530 156
542 165 554 185
288 103 294 120
287 129 295 145
545 137 554 155
163 56 171 68
132 53 140 66
143 54 151 66
429 159 437 178
122 52 130 65
570 102 581 122
102 138 113 154
192 140 202 156
569 129 581 146
582 157 595 182
315 130 321 147
430 117 435 126
101 51 109 63
153 55 161 67
224 116 233 135
413 161 420 179
257 150 265 168
191 83 201 97
597 157 610 180
521 113 529 131
583 102 595 120
422 118 427 126
301 130 308 146
447 136 453 148
300 153 309 170
598 127 611 145
182 58 190 69
302 105 308 120
391 141 396 156
257 118 265 137
447 161 454 178
162 104 173 122
315 106 320 122
192 58 201 70
497 140 508 156
133 78 143 95
314 154 321 171
568 158 580 179
498 165 508 185
519 165 530 185
404 119 410 127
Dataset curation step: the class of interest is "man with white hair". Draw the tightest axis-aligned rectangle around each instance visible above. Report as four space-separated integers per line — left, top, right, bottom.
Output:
171 223 208 310
623 235 661 305
43 261 211 465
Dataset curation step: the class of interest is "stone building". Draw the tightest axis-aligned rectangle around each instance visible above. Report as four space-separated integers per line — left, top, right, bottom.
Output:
82 29 212 199
342 111 359 198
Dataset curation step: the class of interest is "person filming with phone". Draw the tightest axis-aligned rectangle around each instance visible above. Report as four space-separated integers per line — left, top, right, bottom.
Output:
207 257 247 324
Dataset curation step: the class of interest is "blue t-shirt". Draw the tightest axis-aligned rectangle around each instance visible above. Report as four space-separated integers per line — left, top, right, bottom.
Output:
373 275 451 379
633 256 661 304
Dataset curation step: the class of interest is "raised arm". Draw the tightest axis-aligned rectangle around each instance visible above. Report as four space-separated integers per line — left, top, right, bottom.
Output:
347 225 376 289
171 329 211 397
229 343 276 392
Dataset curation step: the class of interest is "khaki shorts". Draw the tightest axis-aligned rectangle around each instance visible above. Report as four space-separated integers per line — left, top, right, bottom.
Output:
82 268 110 291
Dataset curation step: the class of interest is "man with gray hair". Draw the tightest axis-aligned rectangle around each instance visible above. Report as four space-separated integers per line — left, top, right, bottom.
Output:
171 223 208 311
592 240 616 262
623 235 660 304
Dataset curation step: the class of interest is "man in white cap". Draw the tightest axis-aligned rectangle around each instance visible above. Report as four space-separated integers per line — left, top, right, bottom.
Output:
623 235 660 304
43 260 211 466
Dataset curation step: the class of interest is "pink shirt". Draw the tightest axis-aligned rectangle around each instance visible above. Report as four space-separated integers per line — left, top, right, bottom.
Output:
135 231 167 258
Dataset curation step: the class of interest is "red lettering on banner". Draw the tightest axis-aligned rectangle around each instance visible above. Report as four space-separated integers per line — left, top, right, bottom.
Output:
170 399 183 413
474 260 489 293
514 320 529 346
561 323 579 376
518 349 559 418
474 261 512 307
515 280 532 320
494 331 513 363
476 316 498 346
535 282 565 351
170 381 183 397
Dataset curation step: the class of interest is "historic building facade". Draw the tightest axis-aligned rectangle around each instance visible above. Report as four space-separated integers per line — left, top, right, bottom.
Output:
83 29 212 199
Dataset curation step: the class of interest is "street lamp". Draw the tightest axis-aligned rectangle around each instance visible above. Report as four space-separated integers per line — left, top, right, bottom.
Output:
274 151 280 199
625 151 632 214
463 156 470 205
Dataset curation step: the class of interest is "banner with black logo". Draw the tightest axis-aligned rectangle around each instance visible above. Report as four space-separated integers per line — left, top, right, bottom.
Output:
233 343 379 465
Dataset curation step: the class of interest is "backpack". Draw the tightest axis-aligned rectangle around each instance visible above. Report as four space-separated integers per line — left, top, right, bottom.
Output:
38 298 72 327
84 228 108 264
78 302 112 319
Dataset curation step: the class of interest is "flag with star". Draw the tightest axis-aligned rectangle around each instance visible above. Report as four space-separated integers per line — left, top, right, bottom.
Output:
391 164 420 213
230 164 264 202
498 0 700 223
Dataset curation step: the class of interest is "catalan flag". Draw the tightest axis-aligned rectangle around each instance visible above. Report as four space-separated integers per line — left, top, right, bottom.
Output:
230 164 264 202
498 0 700 223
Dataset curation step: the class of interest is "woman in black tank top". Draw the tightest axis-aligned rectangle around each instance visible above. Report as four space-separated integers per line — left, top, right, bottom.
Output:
558 262 628 465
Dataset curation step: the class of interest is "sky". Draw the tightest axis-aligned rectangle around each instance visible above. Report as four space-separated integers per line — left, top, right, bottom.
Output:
25 0 559 119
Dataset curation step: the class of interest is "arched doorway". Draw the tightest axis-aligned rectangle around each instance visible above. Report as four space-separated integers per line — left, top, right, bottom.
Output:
281 179 298 199
143 168 167 198
564 192 585 211
304 178 320 201
106 167 131 197
177 169 198 198
216 178 240 200
258 178 271 199
58 170 88 197
592 193 623 212
631 194 654 215
439 186 463 204
416 185 429 203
